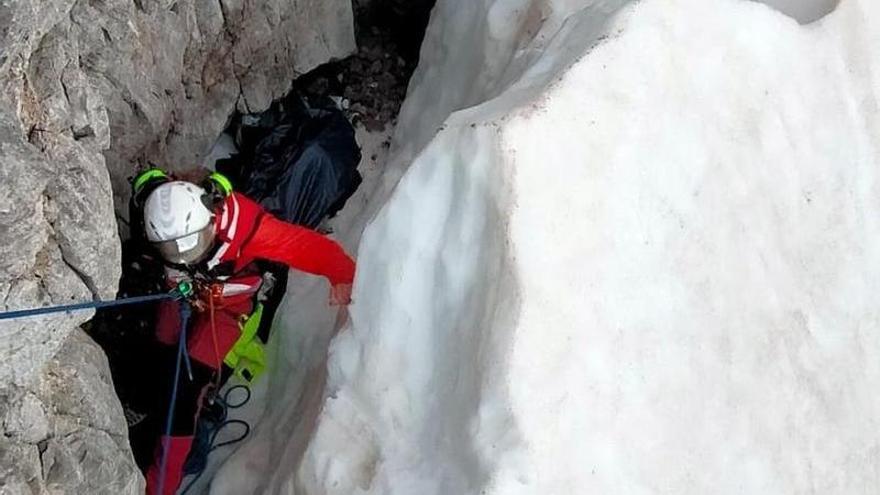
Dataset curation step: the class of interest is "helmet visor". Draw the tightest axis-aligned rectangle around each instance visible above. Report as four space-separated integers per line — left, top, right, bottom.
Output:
152 225 215 265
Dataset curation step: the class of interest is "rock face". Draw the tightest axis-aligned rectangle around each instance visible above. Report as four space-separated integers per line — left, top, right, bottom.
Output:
0 0 355 492
1 330 142 494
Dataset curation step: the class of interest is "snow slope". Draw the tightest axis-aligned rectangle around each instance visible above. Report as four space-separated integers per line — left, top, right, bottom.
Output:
213 0 880 493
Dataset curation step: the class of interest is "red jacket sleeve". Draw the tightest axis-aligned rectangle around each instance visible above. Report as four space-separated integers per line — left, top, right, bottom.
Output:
241 214 356 285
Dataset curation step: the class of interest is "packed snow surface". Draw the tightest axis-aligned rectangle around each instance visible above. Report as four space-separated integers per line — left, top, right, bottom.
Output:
211 0 880 493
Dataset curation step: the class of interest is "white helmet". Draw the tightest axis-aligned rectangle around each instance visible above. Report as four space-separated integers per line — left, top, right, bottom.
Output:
143 181 216 265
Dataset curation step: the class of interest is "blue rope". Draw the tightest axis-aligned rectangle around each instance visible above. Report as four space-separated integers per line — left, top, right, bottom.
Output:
157 301 194 495
0 292 176 321
0 283 198 492
0 282 199 492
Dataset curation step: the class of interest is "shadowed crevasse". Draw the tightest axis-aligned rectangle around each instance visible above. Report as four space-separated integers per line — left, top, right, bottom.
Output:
754 0 840 23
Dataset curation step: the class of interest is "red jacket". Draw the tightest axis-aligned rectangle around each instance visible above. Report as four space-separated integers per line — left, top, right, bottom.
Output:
205 192 355 286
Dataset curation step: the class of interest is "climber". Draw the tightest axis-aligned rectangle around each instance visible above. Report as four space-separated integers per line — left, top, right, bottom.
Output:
131 168 355 495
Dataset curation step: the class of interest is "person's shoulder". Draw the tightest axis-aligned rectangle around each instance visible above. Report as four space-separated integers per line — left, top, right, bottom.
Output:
229 191 261 209
225 192 271 226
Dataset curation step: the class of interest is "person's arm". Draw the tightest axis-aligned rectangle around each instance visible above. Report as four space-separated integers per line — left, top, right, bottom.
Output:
243 214 356 288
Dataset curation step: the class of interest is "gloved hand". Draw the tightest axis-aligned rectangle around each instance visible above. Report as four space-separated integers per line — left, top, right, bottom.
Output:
329 283 353 306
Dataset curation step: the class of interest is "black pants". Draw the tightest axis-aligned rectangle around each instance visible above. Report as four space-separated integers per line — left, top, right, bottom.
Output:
131 344 231 468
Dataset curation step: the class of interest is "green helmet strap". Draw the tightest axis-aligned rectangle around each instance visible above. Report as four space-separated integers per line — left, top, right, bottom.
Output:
133 168 170 193
208 172 233 197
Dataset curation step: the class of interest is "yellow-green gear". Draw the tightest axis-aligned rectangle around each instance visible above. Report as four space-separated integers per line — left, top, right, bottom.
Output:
133 168 169 194
208 171 233 197
224 303 267 384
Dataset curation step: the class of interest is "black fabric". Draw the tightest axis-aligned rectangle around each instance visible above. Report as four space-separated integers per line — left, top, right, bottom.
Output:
212 93 361 359
254 261 289 343
128 176 168 248
217 94 362 230
86 241 168 469
129 345 218 469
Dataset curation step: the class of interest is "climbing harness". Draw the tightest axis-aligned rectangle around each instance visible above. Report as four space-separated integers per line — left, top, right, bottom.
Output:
180 384 252 495
156 280 260 493
198 281 268 386
0 281 193 321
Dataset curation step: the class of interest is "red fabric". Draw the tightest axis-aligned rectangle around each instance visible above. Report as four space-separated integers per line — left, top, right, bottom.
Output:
146 435 194 495
211 193 356 286
238 213 356 285
155 298 253 370
211 193 264 263
155 190 354 363
155 299 183 346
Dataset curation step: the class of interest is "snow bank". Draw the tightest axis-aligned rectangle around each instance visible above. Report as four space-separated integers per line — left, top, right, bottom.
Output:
213 0 880 493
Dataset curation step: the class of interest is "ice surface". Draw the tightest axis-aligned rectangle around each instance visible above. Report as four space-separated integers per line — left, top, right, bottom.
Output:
211 0 880 493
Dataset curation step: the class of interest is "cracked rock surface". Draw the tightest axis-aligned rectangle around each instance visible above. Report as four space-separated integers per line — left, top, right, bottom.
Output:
0 0 355 492
1 330 141 494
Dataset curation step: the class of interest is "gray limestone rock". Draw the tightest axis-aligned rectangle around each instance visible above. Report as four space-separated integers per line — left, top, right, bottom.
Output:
0 330 143 494
37 330 142 495
0 441 42 494
59 0 357 215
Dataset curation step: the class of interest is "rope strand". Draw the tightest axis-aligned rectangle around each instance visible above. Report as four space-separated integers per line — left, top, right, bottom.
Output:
0 292 176 321
156 301 193 495
208 291 223 389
